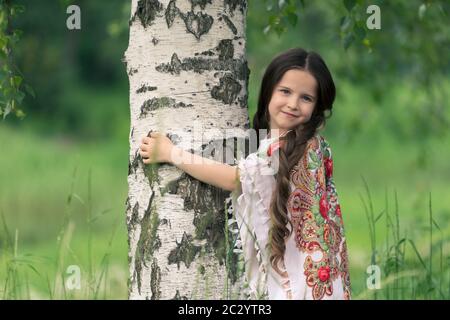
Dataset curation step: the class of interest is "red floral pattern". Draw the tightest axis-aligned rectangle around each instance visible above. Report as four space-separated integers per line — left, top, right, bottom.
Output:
319 193 329 220
288 135 351 300
318 266 331 282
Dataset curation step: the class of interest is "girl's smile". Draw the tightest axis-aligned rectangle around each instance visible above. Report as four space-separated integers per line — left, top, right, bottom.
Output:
280 110 299 118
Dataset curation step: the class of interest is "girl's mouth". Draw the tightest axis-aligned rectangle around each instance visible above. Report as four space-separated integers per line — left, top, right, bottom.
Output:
281 111 299 118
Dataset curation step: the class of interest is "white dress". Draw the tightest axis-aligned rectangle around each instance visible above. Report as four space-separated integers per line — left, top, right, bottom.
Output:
231 134 351 300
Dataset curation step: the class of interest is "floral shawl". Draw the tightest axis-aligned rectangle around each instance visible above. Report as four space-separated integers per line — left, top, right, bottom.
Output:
231 133 351 300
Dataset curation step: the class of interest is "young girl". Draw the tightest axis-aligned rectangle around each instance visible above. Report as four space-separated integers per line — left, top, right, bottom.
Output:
139 48 351 300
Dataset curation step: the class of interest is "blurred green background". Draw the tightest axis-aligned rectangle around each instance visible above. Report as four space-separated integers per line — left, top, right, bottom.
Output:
1 0 449 299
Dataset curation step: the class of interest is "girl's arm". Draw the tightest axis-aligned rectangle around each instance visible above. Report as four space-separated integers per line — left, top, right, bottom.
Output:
171 146 239 192
140 132 240 192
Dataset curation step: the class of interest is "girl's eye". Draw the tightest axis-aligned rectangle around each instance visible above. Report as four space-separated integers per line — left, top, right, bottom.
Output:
280 89 290 94
302 95 313 102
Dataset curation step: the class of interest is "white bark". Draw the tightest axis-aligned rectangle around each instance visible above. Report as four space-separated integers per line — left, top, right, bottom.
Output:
124 0 249 299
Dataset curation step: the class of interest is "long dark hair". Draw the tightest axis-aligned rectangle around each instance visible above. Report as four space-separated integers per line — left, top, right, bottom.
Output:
253 48 336 273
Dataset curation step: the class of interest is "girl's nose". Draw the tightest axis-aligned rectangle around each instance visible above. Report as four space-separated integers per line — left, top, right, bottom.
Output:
288 96 300 110
287 101 299 110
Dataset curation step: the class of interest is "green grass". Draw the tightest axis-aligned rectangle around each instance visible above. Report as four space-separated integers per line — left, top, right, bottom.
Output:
0 122 129 299
0 120 129 241
1 78 449 299
1 223 128 299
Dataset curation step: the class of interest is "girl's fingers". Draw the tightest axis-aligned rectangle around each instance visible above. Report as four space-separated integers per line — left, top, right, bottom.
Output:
142 136 154 144
144 131 164 142
141 142 154 151
149 131 164 139
142 133 159 145
139 150 149 158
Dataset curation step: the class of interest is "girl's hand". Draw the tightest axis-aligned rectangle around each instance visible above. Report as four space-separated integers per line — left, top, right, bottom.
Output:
139 132 174 164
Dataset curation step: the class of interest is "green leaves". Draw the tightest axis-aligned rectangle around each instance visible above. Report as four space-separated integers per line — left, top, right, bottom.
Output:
343 32 355 50
262 0 300 37
286 11 298 27
12 75 22 88
340 15 352 32
261 0 373 52
339 0 372 51
24 83 35 98
418 3 427 20
344 0 356 12
0 1 31 120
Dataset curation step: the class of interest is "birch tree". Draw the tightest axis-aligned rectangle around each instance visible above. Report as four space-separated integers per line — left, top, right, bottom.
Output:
124 0 250 300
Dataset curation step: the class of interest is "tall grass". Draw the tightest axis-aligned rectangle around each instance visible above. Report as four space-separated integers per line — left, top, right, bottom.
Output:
2 173 448 299
5 178 446 300
356 178 449 300
0 167 123 300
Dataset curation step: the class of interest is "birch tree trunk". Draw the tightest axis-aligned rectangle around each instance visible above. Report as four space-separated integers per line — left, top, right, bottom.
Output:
124 0 250 300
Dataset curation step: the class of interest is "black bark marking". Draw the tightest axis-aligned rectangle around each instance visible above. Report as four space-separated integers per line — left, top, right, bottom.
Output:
180 11 214 40
170 53 183 75
224 0 246 16
195 49 215 57
155 46 248 82
144 164 162 192
163 136 247 284
211 74 242 104
150 258 161 299
235 58 250 107
129 202 140 232
132 0 164 28
189 0 212 10
237 93 248 108
128 68 138 76
125 196 132 215
134 192 161 295
172 290 188 300
155 53 182 75
222 14 237 35
240 59 250 88
128 150 140 176
160 176 179 197
165 0 213 40
136 84 157 94
198 265 206 276
168 232 202 269
125 197 133 269
165 0 179 28
152 37 159 45
160 218 170 227
217 39 234 61
139 97 193 118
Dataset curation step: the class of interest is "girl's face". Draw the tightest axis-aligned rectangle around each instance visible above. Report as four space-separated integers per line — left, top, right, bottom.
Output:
268 69 318 137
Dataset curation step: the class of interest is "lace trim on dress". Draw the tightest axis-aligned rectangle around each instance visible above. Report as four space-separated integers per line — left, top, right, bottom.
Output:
230 136 296 299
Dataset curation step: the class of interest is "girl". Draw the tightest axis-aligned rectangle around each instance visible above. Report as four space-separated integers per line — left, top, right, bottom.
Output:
139 48 351 300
